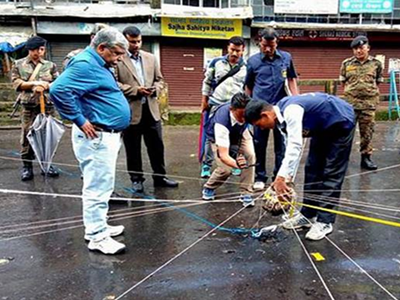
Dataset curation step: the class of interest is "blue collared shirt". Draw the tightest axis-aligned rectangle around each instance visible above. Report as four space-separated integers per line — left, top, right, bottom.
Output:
50 47 131 131
245 49 297 105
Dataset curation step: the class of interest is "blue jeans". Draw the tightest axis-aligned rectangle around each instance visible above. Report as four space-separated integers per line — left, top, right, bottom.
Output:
72 125 122 241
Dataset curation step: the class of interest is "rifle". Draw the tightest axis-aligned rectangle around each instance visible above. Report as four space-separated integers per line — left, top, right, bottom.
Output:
9 94 21 118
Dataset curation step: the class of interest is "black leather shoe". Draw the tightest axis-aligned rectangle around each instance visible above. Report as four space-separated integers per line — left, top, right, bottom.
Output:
154 177 179 188
41 165 60 177
361 154 378 170
132 181 144 193
21 166 34 181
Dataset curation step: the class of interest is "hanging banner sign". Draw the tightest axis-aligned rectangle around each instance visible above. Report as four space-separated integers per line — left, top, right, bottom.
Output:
274 0 339 14
161 17 242 40
277 29 367 41
339 0 393 13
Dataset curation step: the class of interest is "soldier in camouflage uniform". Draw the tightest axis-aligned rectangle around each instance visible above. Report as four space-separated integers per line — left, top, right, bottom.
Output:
340 35 383 170
11 36 60 181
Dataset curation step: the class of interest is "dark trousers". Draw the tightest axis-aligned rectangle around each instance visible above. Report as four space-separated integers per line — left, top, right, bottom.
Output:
123 102 166 183
301 127 355 224
254 125 285 183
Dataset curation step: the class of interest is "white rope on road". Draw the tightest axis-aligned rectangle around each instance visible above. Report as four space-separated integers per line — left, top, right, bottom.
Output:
115 205 248 300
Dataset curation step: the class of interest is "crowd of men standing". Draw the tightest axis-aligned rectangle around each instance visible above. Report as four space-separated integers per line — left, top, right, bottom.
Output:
11 26 383 255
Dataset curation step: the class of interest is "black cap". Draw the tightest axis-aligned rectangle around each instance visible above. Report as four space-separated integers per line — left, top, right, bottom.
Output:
351 35 369 48
26 36 47 50
260 28 279 40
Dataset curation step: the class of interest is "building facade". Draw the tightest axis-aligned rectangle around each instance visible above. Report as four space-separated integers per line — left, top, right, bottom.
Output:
1 0 400 105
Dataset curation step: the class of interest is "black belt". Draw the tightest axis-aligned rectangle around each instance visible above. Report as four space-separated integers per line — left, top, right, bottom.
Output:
92 123 122 134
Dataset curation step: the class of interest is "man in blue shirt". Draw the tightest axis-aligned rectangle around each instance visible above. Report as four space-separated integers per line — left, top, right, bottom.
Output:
245 93 355 241
245 28 299 191
50 28 131 255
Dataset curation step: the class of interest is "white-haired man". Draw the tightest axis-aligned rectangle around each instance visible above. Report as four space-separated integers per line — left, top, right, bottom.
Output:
50 28 131 255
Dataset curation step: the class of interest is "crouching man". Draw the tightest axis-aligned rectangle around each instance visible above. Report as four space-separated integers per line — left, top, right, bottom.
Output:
202 92 256 207
245 92 355 240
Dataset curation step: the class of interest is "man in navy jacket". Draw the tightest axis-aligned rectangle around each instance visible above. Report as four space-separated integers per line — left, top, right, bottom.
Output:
245 93 355 240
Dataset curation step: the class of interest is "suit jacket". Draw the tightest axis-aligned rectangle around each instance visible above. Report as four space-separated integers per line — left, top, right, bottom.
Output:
116 50 164 125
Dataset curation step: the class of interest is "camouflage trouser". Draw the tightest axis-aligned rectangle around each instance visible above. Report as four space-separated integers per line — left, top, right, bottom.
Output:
20 105 55 164
354 109 375 155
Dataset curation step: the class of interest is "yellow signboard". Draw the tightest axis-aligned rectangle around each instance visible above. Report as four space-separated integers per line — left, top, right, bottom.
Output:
161 17 242 40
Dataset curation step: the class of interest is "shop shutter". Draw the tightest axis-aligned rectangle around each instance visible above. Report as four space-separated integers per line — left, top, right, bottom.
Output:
48 41 88 72
161 40 204 107
281 43 393 96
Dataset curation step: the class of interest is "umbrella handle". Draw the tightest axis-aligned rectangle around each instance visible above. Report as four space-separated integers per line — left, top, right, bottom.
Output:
40 91 45 114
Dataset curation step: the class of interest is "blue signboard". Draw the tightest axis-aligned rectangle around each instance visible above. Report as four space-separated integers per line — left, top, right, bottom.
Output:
340 0 393 13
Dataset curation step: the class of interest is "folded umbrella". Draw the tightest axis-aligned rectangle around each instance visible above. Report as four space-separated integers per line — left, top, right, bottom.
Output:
27 91 65 174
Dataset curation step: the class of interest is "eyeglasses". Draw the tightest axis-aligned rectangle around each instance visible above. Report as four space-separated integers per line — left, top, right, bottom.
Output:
106 47 126 57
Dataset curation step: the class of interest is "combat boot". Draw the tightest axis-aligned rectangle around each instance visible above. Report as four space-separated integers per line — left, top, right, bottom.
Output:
361 154 378 170
21 162 33 181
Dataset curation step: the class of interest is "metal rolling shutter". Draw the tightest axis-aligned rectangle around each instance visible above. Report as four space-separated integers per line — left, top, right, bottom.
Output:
48 41 88 71
161 41 204 107
281 43 393 95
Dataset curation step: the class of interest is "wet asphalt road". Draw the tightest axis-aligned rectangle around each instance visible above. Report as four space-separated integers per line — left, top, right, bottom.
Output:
0 123 400 300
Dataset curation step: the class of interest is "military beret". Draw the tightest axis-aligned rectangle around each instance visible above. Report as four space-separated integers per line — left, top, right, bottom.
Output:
26 36 47 50
351 35 369 48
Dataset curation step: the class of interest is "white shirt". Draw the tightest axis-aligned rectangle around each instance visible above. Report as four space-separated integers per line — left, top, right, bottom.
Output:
130 52 145 86
275 104 304 179
214 111 250 148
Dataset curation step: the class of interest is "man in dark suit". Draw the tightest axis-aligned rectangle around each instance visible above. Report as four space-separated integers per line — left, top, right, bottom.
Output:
116 26 178 192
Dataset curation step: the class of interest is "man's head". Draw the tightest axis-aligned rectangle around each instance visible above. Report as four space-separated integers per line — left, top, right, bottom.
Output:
91 28 129 67
90 23 110 40
26 36 47 61
245 100 276 129
259 28 279 58
351 35 370 62
230 92 252 124
227 36 245 65
123 26 142 56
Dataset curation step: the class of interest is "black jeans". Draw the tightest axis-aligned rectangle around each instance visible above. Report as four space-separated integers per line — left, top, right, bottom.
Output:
301 127 355 224
123 102 166 183
254 125 285 183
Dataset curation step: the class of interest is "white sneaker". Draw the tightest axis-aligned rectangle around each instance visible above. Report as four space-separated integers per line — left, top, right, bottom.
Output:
281 211 300 221
306 222 333 241
84 224 125 241
88 236 126 255
282 213 314 229
253 181 265 191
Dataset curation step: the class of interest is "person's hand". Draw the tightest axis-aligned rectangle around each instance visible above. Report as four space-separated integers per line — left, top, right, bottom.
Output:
236 154 248 169
272 176 292 202
80 121 98 139
138 86 152 96
33 82 50 93
33 85 45 94
201 98 209 112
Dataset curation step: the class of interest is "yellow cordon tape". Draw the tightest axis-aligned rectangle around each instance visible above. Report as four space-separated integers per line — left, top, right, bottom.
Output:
294 202 400 228
310 252 325 261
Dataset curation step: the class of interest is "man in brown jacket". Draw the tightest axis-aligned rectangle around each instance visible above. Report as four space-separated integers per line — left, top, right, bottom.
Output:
116 26 178 193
